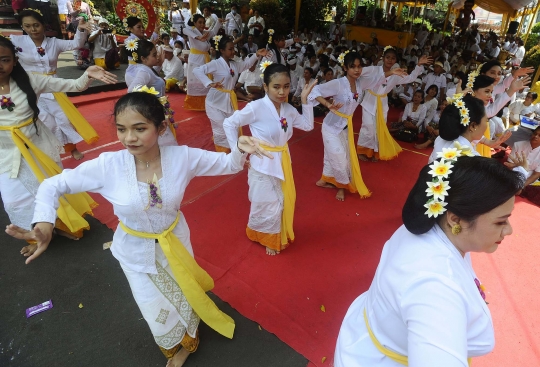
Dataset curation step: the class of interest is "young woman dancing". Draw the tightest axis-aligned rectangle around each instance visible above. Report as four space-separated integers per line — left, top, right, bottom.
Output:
223 63 316 255
309 51 407 201
12 9 95 160
6 91 273 367
194 36 267 153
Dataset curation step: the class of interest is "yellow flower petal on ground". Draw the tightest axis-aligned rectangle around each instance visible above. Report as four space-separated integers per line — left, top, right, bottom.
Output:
78 303 84 309
320 305 326 312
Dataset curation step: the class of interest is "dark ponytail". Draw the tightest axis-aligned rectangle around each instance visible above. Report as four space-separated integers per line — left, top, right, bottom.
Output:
134 39 155 63
188 13 204 27
479 60 501 75
267 33 285 64
403 156 524 234
0 37 39 131
439 94 485 141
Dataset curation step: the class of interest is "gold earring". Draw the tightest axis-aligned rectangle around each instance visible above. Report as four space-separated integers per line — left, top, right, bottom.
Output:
451 224 462 235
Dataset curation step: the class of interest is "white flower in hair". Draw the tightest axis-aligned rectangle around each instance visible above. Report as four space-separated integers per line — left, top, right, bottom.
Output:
213 35 222 48
428 160 453 179
268 29 274 35
453 141 475 156
426 180 451 201
383 45 393 52
337 50 349 65
437 147 461 161
260 60 273 72
424 200 448 218
125 39 138 51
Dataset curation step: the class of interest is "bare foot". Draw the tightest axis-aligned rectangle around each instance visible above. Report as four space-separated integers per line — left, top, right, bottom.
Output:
336 188 345 201
316 179 335 189
56 229 80 241
166 348 190 367
71 149 84 161
371 157 378 162
414 141 432 150
358 154 369 162
21 243 37 257
266 247 280 256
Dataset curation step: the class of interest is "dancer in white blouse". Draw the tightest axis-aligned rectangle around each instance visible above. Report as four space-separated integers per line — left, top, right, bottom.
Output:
357 47 432 162
12 9 92 160
6 92 273 367
309 51 406 201
335 155 524 366
263 31 300 66
183 14 222 110
194 36 267 153
125 39 177 147
124 17 149 85
0 37 116 258
223 63 316 255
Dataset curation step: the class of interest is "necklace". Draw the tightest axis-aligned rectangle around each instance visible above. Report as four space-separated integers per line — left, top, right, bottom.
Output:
134 152 161 168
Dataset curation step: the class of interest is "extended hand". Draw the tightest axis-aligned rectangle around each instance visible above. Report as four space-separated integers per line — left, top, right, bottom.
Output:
6 223 54 264
327 101 344 111
237 136 275 159
199 32 210 41
210 78 225 89
300 80 318 104
86 66 118 84
391 68 408 77
509 75 531 94
418 55 433 66
504 151 528 170
512 66 535 78
256 48 269 57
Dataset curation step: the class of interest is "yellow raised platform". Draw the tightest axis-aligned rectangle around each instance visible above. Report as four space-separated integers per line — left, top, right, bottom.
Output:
345 25 415 48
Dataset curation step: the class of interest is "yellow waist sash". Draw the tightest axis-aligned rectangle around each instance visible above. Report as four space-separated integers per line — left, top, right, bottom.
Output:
34 71 99 145
367 90 402 160
190 47 211 64
119 212 235 339
363 309 472 366
259 143 295 245
0 118 96 233
216 88 242 136
476 125 491 158
332 110 371 198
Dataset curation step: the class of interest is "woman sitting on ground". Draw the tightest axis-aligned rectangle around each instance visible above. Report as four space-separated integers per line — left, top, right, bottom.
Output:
390 90 426 135
415 99 448 150
335 154 524 366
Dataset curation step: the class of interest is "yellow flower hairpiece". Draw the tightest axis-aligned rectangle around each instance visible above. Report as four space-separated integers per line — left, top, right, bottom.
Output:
337 50 349 66
383 45 393 52
132 52 138 61
213 35 222 49
449 93 470 126
133 85 160 95
267 29 274 44
467 69 479 90
23 8 43 16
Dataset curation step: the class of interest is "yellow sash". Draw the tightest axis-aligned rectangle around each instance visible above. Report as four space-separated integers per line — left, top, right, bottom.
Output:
476 125 491 158
367 90 402 160
33 71 99 145
119 212 235 339
191 47 212 80
259 144 295 245
216 88 242 136
0 118 96 233
364 309 472 366
332 110 371 198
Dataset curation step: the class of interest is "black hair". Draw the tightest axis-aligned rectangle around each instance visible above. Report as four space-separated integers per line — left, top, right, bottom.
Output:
324 68 334 76
216 35 234 59
304 67 314 77
530 92 538 100
343 51 362 69
161 33 170 39
203 5 213 12
414 89 425 102
455 71 466 83
134 39 155 64
126 16 143 29
403 156 524 234
383 47 398 60
0 37 39 131
479 60 501 75
439 94 485 141
267 32 285 64
174 40 184 48
426 84 439 96
263 63 290 86
188 13 204 26
472 74 495 91
114 92 165 129
18 9 44 25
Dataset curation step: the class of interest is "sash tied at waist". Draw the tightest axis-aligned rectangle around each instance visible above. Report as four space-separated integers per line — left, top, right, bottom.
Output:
119 212 235 339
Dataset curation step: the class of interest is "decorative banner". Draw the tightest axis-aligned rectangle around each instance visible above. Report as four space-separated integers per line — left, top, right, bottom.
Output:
116 0 157 37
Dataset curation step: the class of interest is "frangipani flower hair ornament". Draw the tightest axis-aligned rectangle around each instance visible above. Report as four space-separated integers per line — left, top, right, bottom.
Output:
23 8 43 16
133 85 160 95
259 60 272 77
267 29 274 44
466 69 479 89
383 45 394 52
424 143 473 218
337 50 349 66
213 35 222 49
125 38 139 61
446 93 470 126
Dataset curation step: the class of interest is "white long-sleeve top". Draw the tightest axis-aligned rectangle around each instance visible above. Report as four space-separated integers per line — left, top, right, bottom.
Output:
162 55 184 81
32 146 246 274
263 39 295 65
11 31 87 101
247 16 265 35
183 19 222 53
361 65 424 117
492 74 514 95
402 102 427 128
308 68 385 135
507 100 536 123
513 141 540 179
335 224 494 367
429 135 479 163
223 96 314 181
193 54 258 114
486 91 511 118
225 12 242 34
422 97 439 127
293 77 315 98
0 72 90 178
126 64 165 96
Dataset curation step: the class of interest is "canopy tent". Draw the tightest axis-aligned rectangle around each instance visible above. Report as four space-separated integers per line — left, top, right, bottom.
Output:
452 0 535 15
